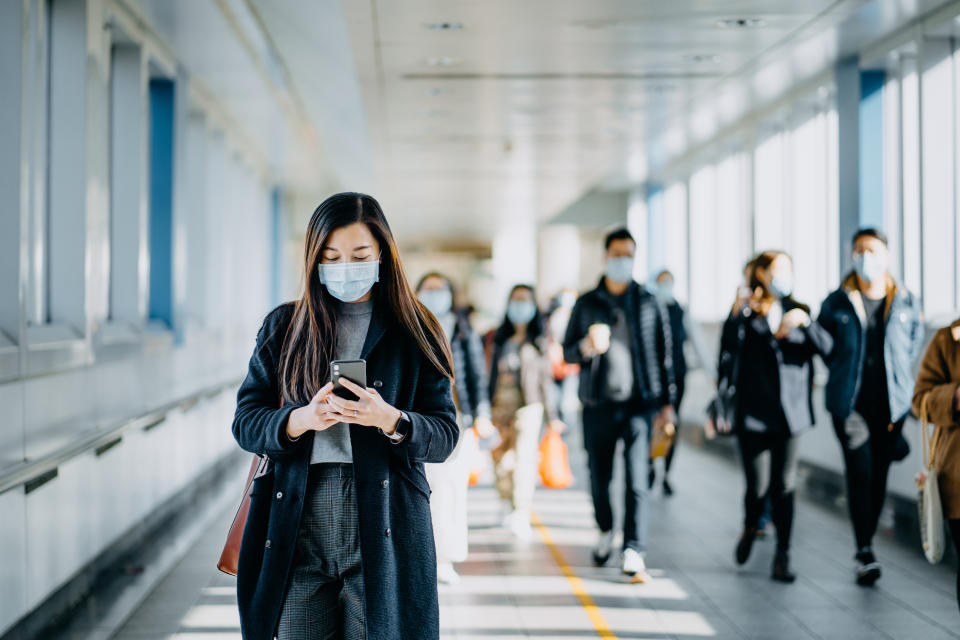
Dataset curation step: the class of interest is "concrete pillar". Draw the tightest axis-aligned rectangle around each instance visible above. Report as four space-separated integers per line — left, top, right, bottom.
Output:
836 57 860 275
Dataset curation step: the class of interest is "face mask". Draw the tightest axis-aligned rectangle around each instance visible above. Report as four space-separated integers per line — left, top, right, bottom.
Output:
655 281 674 302
853 251 886 284
605 257 635 284
769 274 793 299
506 300 537 326
318 259 380 302
419 289 452 316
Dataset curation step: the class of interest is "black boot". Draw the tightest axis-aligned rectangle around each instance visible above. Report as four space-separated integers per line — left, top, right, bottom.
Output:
772 551 796 583
662 477 674 497
735 528 758 565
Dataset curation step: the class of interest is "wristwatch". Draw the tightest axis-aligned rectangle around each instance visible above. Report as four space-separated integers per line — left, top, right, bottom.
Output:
380 410 410 444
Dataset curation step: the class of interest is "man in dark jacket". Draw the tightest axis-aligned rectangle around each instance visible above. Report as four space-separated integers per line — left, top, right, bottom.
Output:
563 228 677 582
818 228 924 587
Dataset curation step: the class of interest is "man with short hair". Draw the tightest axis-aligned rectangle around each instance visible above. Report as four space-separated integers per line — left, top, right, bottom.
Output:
562 228 677 582
818 228 924 586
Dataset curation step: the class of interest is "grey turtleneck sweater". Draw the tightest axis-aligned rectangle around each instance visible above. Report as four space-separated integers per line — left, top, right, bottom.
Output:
310 298 374 464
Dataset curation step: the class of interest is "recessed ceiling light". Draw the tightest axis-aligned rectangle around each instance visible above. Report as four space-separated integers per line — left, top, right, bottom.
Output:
424 56 459 67
424 87 446 96
425 21 464 31
683 53 720 64
717 17 766 29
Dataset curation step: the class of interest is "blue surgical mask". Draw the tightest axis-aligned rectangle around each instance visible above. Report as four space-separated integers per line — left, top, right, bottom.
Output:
655 281 674 302
318 259 380 302
769 274 793 299
419 289 452 316
605 257 634 284
506 300 537 326
853 251 886 284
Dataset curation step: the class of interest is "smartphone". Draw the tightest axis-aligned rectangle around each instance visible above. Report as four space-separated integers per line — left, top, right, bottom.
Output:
330 359 367 401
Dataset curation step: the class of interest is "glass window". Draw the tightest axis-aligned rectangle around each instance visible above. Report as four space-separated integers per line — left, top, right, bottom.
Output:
754 132 785 250
920 43 957 316
663 183 688 305
900 60 922 297
689 165 718 319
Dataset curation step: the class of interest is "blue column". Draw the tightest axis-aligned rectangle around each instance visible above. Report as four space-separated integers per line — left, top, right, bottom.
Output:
148 79 175 329
836 58 860 275
859 70 885 230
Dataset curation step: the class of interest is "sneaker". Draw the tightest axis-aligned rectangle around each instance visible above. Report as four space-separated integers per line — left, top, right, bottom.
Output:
592 530 614 566
735 528 758 565
662 478 674 497
437 562 461 585
855 547 881 586
622 548 650 582
771 551 796 583
506 511 533 540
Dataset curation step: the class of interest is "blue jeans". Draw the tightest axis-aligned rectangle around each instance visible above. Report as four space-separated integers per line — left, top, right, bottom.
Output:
582 404 654 553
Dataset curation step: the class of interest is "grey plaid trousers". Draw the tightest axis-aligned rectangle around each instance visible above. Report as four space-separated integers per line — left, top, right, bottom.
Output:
276 463 366 640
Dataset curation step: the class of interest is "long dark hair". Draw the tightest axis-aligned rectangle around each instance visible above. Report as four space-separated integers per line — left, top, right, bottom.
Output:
493 284 545 349
277 193 453 405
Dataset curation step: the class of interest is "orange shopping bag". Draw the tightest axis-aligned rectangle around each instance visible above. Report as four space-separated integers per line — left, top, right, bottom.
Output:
538 429 573 489
467 427 483 487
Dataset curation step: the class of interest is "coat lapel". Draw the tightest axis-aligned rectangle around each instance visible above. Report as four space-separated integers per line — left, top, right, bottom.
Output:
360 302 389 360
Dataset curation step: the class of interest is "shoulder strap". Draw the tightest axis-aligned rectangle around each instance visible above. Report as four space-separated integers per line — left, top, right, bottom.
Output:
920 392 942 469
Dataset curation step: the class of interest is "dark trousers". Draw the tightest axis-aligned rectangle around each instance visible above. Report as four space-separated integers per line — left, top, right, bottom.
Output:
277 464 366 640
738 430 800 554
833 414 906 550
582 404 654 553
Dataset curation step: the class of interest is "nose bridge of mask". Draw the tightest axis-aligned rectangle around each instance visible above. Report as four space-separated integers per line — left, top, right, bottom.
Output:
319 256 380 283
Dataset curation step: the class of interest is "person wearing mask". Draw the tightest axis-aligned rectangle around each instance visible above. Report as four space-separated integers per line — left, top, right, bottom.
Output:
231 193 459 640
650 269 687 496
818 228 924 586
416 272 494 585
562 228 677 582
913 318 960 613
719 250 832 583
547 289 581 428
489 285 566 539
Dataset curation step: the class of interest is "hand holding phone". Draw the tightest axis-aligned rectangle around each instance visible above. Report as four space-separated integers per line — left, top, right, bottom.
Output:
331 359 367 401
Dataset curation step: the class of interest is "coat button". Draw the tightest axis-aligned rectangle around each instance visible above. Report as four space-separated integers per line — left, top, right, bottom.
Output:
381 479 389 488
276 491 283 499
265 539 272 549
373 380 383 388
385 528 391 537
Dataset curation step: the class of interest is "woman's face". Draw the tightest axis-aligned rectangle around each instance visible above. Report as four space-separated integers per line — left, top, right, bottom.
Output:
321 222 380 264
767 254 793 284
509 287 534 304
419 275 449 294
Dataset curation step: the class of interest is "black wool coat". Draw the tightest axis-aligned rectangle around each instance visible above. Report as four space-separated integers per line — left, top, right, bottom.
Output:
231 300 459 640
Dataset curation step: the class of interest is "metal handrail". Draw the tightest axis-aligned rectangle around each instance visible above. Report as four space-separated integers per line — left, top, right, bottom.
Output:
0 376 244 496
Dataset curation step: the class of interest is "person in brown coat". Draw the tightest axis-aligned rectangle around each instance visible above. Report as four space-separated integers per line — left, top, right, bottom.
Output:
913 318 960 614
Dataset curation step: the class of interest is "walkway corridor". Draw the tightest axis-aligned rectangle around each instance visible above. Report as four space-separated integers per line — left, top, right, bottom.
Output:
110 439 959 640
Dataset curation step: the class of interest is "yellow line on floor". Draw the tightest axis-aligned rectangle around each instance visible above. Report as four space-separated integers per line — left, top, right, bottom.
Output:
531 512 618 640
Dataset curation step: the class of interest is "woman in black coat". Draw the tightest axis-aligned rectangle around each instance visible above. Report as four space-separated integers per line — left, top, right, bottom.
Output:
717 250 831 583
231 192 459 640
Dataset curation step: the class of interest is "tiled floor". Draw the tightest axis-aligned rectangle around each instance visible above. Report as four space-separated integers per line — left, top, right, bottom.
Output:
111 432 959 640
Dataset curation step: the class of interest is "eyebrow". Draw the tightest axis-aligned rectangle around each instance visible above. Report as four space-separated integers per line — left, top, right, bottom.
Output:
323 244 373 253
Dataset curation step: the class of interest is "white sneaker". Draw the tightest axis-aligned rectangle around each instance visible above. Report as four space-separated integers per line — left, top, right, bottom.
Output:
437 562 461 585
506 511 533 540
622 548 647 577
592 530 614 566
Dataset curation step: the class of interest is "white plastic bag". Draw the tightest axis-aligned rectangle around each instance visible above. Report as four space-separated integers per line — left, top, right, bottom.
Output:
917 393 945 564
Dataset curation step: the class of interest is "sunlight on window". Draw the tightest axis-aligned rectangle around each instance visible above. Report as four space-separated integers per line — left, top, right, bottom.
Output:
754 132 785 249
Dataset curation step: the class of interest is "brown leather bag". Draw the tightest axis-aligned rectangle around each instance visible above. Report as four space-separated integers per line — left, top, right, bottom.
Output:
217 453 271 576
